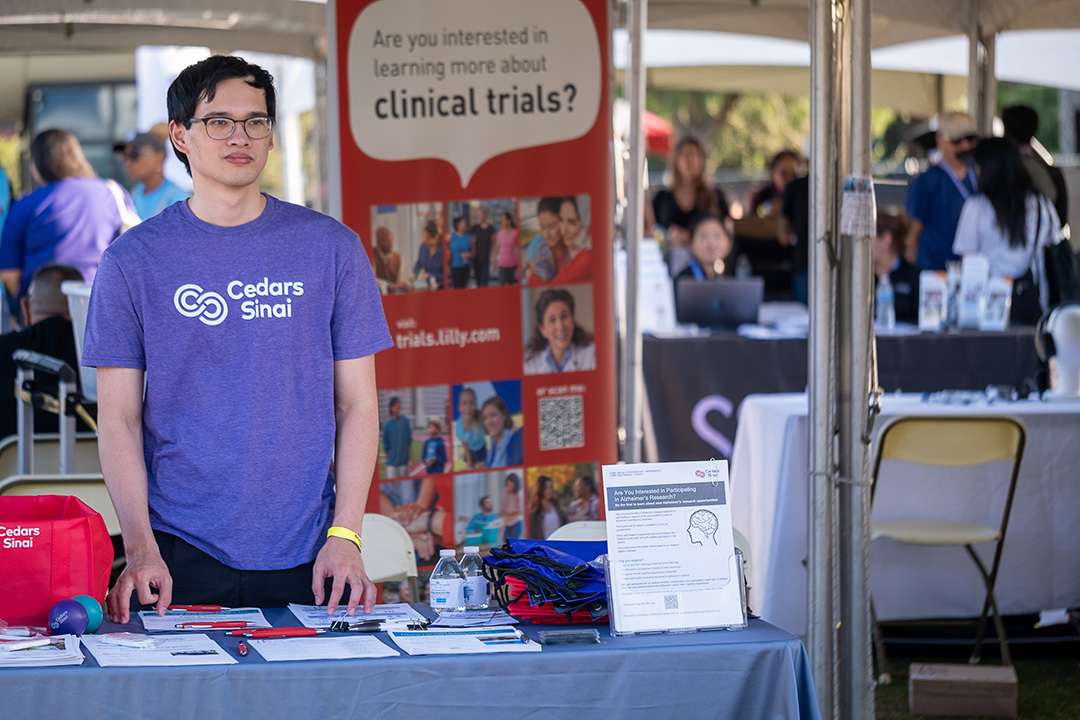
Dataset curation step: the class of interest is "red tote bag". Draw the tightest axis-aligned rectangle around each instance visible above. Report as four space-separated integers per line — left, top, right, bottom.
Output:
0 495 113 626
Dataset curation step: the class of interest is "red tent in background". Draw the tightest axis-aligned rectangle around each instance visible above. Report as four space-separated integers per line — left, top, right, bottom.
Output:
644 110 673 156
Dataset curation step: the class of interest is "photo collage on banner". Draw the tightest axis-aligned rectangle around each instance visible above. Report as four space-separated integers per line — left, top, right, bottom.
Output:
337 0 615 585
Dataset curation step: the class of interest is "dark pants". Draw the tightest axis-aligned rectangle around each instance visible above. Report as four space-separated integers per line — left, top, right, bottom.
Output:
498 266 517 285
473 256 490 287
131 531 347 610
450 265 470 289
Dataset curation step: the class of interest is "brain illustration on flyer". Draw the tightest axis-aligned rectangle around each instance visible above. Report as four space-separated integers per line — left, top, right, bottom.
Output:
336 0 615 572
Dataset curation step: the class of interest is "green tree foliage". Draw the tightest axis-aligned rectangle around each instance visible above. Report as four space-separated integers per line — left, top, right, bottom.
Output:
647 88 810 171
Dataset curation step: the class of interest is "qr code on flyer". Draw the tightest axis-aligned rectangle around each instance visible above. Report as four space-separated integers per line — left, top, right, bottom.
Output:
538 395 584 450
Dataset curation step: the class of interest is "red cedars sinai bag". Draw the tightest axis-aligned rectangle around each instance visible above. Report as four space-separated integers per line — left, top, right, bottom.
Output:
0 495 113 626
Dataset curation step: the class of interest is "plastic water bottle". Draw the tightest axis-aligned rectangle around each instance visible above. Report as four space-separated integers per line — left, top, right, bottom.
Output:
429 549 466 611
460 546 490 610
876 274 896 328
735 254 753 279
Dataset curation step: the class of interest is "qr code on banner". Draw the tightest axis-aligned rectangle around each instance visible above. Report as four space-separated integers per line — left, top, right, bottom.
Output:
538 395 584 450
664 595 679 610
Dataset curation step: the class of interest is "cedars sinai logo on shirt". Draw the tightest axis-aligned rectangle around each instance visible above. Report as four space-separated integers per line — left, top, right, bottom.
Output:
173 278 304 325
174 284 228 326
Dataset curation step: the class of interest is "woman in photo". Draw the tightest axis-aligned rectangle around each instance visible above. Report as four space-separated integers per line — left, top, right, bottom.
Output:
482 395 523 469
448 215 473 289
524 287 596 375
501 473 524 540
566 474 600 522
675 214 735 283
528 475 566 539
552 195 592 284
523 197 568 284
454 388 487 469
410 219 446 290
496 211 520 285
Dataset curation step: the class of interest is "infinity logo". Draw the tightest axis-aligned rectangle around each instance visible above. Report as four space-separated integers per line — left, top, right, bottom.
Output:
174 284 228 326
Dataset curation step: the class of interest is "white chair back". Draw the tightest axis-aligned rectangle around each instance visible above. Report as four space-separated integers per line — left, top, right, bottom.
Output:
361 513 420 600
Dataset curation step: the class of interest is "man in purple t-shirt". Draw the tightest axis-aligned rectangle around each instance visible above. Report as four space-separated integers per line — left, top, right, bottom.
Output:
82 56 392 623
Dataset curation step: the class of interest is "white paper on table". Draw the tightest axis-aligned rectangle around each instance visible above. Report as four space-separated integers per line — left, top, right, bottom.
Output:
0 634 84 667
919 270 947 332
601 460 745 634
249 635 400 662
958 254 990 329
287 603 426 629
138 607 271 632
979 276 1011 331
386 626 539 655
430 609 518 627
83 633 236 666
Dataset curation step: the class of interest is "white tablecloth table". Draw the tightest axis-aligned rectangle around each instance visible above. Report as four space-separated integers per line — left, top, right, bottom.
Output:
730 393 1080 637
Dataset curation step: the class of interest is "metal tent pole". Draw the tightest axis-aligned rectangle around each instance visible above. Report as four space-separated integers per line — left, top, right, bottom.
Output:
967 1 983 130
838 0 876 716
809 0 838 717
622 0 647 464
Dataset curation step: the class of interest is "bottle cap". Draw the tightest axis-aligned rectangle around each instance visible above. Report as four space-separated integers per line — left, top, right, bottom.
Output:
463 546 480 553
439 549 457 557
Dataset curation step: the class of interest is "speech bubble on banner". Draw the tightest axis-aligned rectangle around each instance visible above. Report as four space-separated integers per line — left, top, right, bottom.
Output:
347 0 602 187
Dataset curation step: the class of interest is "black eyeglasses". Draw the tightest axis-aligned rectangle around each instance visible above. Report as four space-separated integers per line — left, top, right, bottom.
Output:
950 134 979 145
189 116 274 140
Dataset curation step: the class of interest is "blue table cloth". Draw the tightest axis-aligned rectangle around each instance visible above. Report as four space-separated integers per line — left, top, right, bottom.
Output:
1 608 821 719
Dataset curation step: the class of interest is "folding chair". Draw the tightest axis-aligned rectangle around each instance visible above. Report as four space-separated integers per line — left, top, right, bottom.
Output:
361 513 420 601
869 415 1025 681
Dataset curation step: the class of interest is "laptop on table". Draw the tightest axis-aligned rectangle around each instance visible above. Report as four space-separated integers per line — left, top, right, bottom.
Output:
675 277 764 329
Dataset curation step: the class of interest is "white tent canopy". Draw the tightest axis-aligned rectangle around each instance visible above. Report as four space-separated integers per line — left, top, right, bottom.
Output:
644 0 1080 46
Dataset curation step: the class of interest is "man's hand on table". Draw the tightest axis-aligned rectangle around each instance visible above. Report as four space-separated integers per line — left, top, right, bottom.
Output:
106 550 173 624
313 536 377 616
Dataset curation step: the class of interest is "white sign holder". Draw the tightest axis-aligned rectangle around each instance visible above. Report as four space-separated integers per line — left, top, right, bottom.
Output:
601 460 747 636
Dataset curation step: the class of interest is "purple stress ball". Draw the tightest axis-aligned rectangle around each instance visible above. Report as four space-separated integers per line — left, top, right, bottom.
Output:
48 598 89 636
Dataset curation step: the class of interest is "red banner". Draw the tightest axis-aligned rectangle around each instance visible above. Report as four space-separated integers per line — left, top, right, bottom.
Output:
335 0 614 575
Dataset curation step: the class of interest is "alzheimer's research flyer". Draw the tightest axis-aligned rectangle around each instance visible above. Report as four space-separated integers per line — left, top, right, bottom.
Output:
602 461 745 634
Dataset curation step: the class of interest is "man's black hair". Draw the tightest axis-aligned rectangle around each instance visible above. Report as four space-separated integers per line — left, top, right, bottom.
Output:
1001 105 1039 145
166 55 276 175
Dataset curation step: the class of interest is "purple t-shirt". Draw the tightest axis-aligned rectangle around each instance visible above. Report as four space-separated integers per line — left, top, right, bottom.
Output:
82 195 392 570
0 177 131 298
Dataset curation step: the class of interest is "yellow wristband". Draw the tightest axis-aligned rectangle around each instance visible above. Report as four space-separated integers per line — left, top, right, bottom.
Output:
327 526 362 553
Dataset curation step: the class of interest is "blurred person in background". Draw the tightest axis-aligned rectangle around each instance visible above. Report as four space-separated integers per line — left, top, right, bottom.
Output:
903 112 979 270
953 137 1061 324
873 214 920 323
746 149 801 219
1 129 137 304
0 264 84 439
675 214 736 284
1002 105 1068 227
118 130 190 220
652 136 731 277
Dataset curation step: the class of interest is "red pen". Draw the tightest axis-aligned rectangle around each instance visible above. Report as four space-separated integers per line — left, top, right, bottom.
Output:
176 621 255 629
242 628 326 639
238 641 248 657
168 605 224 612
